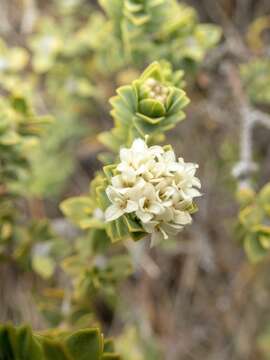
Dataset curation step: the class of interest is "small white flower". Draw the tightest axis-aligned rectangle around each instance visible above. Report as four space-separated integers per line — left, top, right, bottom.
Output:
105 138 201 244
105 186 138 221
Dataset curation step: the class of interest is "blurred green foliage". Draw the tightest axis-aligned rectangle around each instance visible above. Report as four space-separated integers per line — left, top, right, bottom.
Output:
241 59 270 106
0 324 121 360
90 0 221 73
237 184 270 263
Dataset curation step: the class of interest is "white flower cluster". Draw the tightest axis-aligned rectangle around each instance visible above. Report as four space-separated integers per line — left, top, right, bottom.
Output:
105 138 201 245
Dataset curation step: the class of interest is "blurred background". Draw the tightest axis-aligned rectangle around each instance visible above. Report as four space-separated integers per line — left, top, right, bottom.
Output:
0 0 270 359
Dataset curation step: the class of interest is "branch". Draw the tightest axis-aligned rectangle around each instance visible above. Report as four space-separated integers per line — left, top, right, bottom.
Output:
250 108 270 130
223 62 258 187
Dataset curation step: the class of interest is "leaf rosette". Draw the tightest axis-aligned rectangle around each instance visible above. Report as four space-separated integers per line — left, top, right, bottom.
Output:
99 61 189 152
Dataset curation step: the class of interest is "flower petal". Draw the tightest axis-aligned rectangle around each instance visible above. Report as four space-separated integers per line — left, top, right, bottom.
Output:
105 204 124 222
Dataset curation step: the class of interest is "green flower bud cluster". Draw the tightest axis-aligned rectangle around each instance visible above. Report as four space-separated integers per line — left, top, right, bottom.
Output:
99 61 189 152
141 77 170 104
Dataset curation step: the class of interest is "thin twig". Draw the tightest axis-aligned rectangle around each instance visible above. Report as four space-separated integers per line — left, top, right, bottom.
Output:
223 62 258 187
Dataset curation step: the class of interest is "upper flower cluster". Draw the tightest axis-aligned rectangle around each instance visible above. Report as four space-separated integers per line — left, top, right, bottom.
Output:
105 138 201 245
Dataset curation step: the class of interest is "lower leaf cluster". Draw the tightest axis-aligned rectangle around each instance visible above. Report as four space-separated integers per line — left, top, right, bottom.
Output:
0 324 121 360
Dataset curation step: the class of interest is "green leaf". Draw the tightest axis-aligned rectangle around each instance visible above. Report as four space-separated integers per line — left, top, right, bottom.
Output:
0 325 121 360
42 339 72 360
244 234 267 263
102 355 122 360
238 205 264 229
115 85 138 112
123 215 143 233
259 183 270 209
195 24 222 48
103 165 117 179
16 327 43 360
98 131 123 152
65 328 102 360
11 96 30 114
115 216 129 239
103 339 115 353
0 131 20 145
139 99 165 118
140 62 163 83
0 325 16 360
97 185 111 210
32 255 55 279
60 197 93 227
107 218 128 243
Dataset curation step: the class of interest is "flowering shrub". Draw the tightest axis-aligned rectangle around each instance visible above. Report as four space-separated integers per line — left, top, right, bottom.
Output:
60 61 200 328
105 138 201 245
61 61 198 246
2 2 270 358
0 0 224 356
0 0 220 200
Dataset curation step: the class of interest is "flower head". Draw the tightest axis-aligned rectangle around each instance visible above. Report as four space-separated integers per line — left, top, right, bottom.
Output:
105 138 201 245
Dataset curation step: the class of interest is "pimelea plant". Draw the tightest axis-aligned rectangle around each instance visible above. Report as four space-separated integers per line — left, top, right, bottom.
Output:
2 0 220 200
61 61 201 246
0 1 222 355
60 62 202 323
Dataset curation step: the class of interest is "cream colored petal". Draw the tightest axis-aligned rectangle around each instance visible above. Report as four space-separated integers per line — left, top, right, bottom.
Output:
148 202 164 215
141 220 158 233
105 204 124 222
161 222 183 235
136 210 153 223
125 200 138 213
119 148 131 163
132 138 148 153
150 230 164 247
106 186 122 203
174 210 192 225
